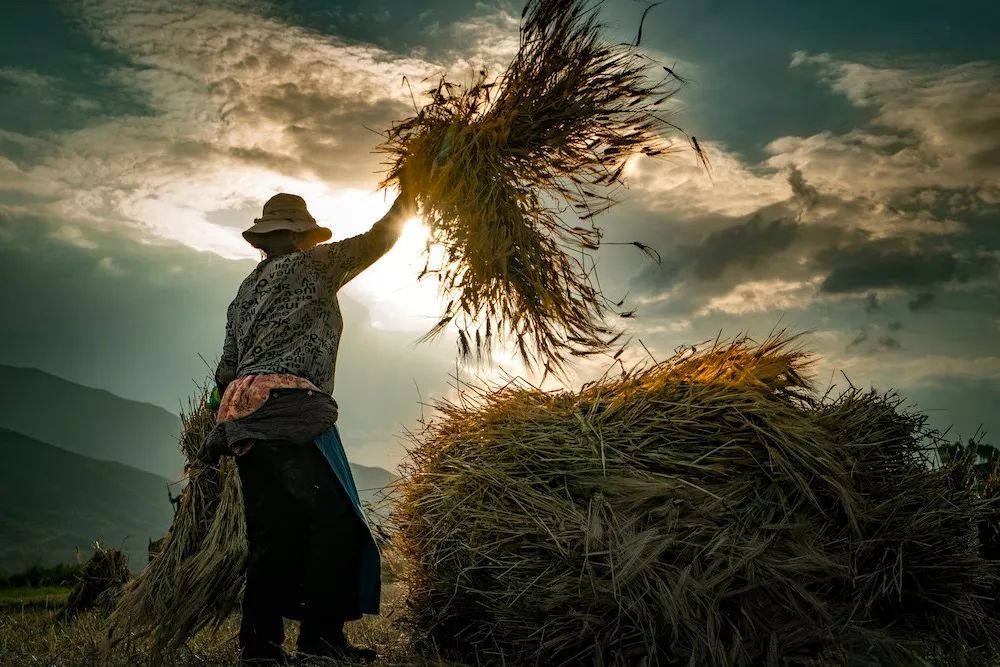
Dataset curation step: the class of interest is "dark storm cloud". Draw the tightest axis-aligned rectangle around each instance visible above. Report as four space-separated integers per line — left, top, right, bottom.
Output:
845 326 902 354
816 238 998 294
672 216 801 283
624 151 999 324
687 217 800 280
909 292 936 312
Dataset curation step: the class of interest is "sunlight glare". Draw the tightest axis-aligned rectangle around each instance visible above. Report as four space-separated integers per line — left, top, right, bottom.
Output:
309 189 444 333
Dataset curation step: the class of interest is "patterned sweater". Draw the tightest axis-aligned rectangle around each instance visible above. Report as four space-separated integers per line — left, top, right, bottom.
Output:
215 197 409 396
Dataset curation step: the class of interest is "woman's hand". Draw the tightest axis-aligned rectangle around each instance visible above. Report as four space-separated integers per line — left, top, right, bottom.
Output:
397 165 418 217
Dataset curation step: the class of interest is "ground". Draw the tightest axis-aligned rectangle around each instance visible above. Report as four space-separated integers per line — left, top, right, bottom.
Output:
0 582 458 666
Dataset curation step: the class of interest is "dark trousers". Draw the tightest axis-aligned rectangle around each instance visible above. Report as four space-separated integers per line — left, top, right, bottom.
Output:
236 439 367 656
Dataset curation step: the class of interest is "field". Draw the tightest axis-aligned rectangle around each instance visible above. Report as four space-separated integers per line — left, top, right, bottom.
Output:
0 582 457 666
0 586 71 610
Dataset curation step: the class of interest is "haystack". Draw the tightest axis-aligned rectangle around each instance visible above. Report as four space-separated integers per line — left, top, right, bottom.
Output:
380 0 693 373
392 334 1000 666
61 543 130 620
104 388 247 660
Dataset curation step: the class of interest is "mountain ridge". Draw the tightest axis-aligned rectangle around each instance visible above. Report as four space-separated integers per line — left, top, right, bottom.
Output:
0 364 185 478
0 364 397 485
0 427 175 572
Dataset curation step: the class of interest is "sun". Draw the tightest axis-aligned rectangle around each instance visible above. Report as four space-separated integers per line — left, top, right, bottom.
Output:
305 187 444 334
138 165 446 334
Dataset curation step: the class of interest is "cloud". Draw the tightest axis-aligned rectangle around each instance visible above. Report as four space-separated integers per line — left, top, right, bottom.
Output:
781 53 1000 195
697 277 821 316
864 292 880 314
96 255 126 275
0 0 522 260
846 326 903 353
908 291 936 311
815 236 998 294
622 53 999 325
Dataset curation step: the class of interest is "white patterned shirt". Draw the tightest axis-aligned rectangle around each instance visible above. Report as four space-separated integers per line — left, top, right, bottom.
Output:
215 198 408 395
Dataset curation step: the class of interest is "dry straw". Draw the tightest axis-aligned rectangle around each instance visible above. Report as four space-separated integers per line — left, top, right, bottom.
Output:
61 544 131 620
104 387 247 662
379 0 694 374
392 333 1000 666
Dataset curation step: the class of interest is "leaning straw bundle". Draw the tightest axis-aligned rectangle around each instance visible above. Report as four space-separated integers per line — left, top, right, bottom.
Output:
104 387 247 661
392 333 1000 665
380 0 687 373
61 543 131 620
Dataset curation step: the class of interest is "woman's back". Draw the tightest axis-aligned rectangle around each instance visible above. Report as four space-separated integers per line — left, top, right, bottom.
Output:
215 194 411 397
226 249 342 393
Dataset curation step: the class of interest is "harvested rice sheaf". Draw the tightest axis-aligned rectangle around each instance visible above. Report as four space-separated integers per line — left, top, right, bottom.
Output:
104 387 247 662
392 334 1000 666
61 543 130 620
380 0 689 374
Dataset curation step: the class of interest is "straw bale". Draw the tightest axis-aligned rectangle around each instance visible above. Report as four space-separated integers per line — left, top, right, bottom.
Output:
104 387 247 662
61 544 130 620
392 334 1000 666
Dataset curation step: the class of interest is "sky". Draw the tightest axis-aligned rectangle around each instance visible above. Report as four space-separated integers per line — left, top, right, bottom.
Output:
1 0 998 470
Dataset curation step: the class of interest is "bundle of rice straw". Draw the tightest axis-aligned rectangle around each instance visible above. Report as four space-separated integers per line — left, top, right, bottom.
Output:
380 0 692 373
104 387 247 661
392 333 1000 666
61 543 131 620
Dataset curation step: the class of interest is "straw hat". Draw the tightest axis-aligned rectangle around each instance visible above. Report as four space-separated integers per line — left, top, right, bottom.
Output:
242 193 332 245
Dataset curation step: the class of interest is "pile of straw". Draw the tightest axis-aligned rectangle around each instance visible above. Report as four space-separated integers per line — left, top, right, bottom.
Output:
104 388 247 660
61 543 130 620
392 334 1000 665
380 0 690 373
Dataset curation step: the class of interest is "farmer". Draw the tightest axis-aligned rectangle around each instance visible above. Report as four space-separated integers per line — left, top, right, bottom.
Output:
204 178 415 665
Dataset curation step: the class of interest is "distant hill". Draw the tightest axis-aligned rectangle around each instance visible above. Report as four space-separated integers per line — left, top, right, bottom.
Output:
350 462 398 510
0 428 174 573
0 365 397 498
0 365 185 479
0 366 397 566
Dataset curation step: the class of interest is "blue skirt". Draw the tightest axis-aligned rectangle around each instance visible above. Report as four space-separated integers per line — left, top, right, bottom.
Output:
313 425 382 615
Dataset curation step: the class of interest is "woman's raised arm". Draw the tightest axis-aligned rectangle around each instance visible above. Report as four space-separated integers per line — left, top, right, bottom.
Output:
309 181 417 288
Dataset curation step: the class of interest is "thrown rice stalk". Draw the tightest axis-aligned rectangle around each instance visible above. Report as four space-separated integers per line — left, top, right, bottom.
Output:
379 0 698 373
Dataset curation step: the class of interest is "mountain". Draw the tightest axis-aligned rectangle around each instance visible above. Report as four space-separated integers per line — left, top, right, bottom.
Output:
0 365 185 479
0 428 174 573
0 366 399 572
350 462 398 510
0 365 397 494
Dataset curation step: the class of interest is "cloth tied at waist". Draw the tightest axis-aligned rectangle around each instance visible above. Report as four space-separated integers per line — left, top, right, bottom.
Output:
200 373 382 616
203 373 339 459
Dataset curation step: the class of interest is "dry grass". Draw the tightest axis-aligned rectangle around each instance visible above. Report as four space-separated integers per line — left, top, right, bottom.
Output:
392 333 1000 666
61 544 130 620
379 0 692 374
105 387 247 662
1 583 461 666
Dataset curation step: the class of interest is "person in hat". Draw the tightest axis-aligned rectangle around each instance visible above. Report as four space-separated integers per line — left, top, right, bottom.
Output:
207 176 416 665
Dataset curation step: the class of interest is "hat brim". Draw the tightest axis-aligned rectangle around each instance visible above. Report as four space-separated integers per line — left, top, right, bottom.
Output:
242 220 332 245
